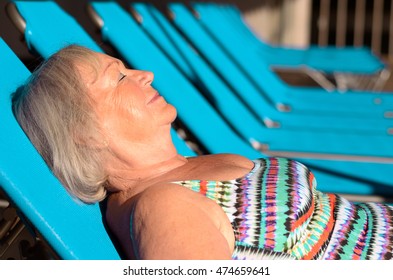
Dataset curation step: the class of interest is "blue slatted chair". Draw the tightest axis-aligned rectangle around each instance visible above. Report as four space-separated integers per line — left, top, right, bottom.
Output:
9 1 393 197
214 2 386 74
0 37 121 259
168 3 393 117
130 2 393 137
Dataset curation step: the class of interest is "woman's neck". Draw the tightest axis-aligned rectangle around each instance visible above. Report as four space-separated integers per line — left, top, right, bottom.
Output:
102 123 192 195
105 149 188 193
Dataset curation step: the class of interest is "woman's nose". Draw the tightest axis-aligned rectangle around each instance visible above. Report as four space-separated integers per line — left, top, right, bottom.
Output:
130 70 154 86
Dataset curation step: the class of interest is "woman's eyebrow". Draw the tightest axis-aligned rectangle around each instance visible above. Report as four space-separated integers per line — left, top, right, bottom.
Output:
91 60 120 85
102 60 118 76
91 59 124 85
102 59 125 76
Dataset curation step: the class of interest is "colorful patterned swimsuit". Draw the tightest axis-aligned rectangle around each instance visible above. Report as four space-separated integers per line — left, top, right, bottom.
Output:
173 157 393 260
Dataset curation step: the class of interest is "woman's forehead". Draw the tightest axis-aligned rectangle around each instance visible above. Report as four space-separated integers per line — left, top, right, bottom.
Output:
82 55 124 89
95 52 118 66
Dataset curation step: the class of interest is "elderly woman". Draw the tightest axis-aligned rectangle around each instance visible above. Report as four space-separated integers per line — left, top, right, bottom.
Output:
12 45 393 260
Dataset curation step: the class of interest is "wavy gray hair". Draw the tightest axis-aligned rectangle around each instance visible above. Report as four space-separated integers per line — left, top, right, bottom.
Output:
12 45 108 203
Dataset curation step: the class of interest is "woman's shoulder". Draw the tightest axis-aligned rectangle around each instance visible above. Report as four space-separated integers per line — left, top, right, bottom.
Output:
107 182 210 224
135 182 194 208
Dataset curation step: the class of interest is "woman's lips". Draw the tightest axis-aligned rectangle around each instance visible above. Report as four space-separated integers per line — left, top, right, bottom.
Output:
147 91 162 104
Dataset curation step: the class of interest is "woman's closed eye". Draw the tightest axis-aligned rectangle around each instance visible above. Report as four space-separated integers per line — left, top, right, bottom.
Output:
118 72 127 83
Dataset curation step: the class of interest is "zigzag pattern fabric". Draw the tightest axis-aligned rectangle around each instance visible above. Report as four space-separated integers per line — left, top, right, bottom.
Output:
174 158 393 260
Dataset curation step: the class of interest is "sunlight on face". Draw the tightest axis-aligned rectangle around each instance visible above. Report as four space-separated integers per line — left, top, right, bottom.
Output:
77 51 177 146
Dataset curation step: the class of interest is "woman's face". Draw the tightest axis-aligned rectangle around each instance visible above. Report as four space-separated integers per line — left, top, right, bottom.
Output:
79 52 177 145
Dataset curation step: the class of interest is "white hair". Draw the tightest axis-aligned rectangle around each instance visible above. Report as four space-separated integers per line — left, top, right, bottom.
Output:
12 45 109 203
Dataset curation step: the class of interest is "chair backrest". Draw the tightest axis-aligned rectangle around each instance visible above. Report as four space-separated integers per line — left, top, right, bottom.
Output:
129 3 198 83
190 2 289 91
0 37 121 260
206 3 272 50
14 1 101 57
166 3 291 113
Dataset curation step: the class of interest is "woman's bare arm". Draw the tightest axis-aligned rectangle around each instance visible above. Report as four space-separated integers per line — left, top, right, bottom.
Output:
131 183 233 260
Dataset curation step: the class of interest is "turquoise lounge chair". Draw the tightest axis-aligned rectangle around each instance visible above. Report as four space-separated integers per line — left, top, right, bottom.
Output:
216 3 386 73
130 2 393 137
0 37 121 259
203 2 389 91
168 3 393 118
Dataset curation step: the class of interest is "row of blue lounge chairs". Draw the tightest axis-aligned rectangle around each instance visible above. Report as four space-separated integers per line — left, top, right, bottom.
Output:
0 0 393 259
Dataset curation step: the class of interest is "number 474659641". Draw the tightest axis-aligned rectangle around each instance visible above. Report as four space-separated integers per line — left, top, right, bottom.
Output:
215 266 270 276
